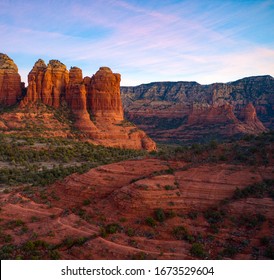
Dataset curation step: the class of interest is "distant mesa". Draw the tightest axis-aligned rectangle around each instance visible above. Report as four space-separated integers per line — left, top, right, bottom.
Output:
121 77 273 143
0 53 156 151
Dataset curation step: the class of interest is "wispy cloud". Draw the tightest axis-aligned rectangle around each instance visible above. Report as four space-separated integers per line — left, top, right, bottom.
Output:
1 0 274 85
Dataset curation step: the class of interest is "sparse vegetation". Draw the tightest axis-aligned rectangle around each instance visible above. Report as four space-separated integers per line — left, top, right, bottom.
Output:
100 223 122 237
204 208 226 224
232 180 274 200
0 134 146 187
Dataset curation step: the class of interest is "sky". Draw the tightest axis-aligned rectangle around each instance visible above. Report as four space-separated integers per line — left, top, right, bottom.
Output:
1 0 274 86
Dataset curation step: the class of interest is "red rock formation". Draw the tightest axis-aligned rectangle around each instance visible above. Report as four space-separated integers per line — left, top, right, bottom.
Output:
0 53 22 106
5 56 156 151
42 60 69 108
21 59 69 108
66 67 83 106
20 59 47 106
88 67 124 122
70 85 98 132
29 59 47 100
237 103 267 133
241 103 260 122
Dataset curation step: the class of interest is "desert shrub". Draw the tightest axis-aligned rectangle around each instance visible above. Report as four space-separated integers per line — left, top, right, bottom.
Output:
105 223 121 234
190 243 207 258
238 213 266 228
72 208 91 222
0 231 13 243
145 217 157 227
154 208 166 222
232 180 274 200
30 216 40 223
49 250 61 260
83 199 91 206
164 185 176 190
220 243 239 258
61 236 89 248
204 208 225 224
265 246 274 259
0 244 15 259
6 219 25 229
172 226 194 242
126 228 135 237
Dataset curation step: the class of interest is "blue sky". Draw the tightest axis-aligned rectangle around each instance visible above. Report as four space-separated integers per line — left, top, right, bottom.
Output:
1 0 274 85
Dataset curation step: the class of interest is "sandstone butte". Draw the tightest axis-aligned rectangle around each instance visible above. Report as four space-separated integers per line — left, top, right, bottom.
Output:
0 53 22 106
0 53 156 151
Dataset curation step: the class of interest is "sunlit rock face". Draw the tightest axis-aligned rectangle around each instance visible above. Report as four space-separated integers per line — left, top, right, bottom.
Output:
0 53 22 106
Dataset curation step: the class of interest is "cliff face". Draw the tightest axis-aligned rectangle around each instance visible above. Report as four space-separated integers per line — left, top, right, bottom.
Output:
67 67 98 133
0 54 22 106
88 67 124 122
121 76 273 143
21 59 69 108
41 60 69 108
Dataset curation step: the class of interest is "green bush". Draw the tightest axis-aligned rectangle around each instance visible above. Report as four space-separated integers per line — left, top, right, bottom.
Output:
172 226 194 242
105 223 121 234
126 228 135 237
145 217 157 227
154 208 166 222
190 243 207 258
232 180 274 200
204 208 225 224
238 213 266 228
83 199 91 206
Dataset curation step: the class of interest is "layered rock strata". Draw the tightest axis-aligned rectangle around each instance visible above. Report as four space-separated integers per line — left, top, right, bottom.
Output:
121 77 272 142
21 59 69 108
88 67 124 122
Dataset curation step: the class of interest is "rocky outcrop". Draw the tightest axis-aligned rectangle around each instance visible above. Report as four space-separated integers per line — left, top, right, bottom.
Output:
88 67 124 122
66 67 83 106
15 58 155 151
237 103 267 133
68 67 98 133
0 53 22 106
21 59 69 108
41 60 69 108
